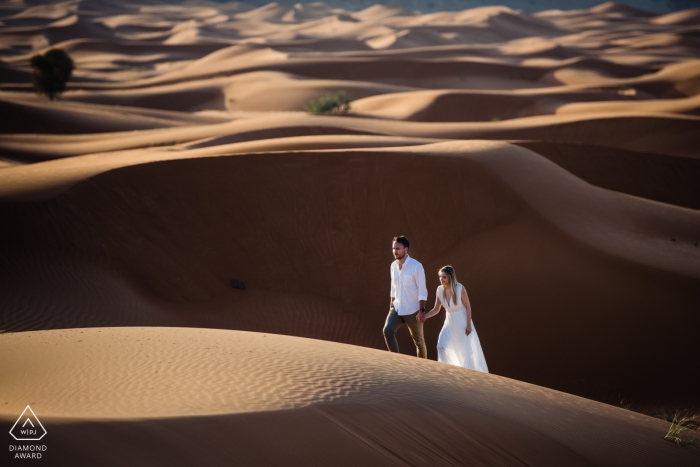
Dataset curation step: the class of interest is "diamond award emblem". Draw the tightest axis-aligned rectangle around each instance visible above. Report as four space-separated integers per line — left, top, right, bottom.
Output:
9 406 47 441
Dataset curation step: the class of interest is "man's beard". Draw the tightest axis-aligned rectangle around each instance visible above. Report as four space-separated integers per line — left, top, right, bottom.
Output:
394 252 406 260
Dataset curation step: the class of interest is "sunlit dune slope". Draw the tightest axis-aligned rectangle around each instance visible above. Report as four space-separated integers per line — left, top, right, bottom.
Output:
1 327 698 466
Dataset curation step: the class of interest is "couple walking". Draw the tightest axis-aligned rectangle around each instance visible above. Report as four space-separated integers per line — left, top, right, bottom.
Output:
384 236 488 372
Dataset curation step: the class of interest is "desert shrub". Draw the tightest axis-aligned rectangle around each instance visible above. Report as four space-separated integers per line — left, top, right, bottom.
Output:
663 412 697 447
618 396 632 410
305 91 351 115
30 48 74 101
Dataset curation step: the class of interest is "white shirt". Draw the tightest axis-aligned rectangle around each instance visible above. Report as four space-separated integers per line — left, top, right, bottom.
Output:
390 255 428 316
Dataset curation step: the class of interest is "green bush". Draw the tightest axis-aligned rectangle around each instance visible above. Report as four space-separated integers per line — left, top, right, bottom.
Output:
30 48 74 101
305 91 351 115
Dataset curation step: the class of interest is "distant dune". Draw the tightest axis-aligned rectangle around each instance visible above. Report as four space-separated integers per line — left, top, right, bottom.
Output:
1 1 699 464
202 1 700 14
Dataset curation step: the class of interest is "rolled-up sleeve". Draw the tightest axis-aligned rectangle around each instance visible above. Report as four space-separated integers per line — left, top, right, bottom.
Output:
416 263 428 301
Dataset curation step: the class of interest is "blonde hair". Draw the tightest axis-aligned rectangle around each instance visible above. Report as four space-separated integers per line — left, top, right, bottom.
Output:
439 265 459 305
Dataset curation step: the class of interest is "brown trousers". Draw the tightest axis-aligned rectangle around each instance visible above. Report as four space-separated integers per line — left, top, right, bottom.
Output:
383 304 427 358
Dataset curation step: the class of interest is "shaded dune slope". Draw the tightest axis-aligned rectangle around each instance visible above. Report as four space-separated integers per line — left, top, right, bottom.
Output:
1 142 698 411
0 327 698 466
514 141 700 210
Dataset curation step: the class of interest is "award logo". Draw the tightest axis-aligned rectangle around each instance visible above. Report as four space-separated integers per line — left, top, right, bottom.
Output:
9 406 47 441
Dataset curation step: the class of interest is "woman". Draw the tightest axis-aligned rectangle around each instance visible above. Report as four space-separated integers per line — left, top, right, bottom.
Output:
423 265 488 372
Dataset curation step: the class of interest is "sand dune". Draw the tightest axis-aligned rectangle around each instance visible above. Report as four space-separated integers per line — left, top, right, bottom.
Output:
1 1 700 462
514 141 700 210
1 111 697 163
1 141 699 414
349 88 649 121
1 327 698 466
556 90 700 114
0 90 232 134
651 8 700 25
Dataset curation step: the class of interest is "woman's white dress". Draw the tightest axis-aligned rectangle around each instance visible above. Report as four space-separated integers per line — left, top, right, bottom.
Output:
436 283 489 372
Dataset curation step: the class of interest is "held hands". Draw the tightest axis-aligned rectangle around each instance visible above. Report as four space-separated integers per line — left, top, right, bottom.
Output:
417 311 427 323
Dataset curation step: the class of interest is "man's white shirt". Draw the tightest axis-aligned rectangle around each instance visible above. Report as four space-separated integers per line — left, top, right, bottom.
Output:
390 255 428 316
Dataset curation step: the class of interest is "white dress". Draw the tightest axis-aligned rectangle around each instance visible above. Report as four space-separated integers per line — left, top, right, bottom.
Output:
436 283 489 372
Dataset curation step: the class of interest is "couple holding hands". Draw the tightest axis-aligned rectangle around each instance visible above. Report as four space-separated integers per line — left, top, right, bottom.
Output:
384 236 488 372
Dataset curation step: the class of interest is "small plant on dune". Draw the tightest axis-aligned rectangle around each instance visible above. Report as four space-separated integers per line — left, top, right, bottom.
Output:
305 91 351 115
656 410 700 431
663 412 697 447
30 48 74 101
618 395 632 410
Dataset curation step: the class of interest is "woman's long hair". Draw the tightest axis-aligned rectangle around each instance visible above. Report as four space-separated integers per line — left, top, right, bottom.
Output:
439 265 459 305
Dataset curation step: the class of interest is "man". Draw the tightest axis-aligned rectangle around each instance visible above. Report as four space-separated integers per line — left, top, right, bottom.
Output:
383 236 428 358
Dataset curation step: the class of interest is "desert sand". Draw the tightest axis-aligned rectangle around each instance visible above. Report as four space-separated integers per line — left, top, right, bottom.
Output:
1 327 699 466
1 0 699 465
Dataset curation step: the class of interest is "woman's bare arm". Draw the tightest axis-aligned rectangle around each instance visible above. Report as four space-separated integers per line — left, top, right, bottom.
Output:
423 294 442 320
461 286 473 335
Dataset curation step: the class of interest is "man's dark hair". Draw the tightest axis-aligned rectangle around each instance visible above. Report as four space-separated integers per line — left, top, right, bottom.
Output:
393 236 409 249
